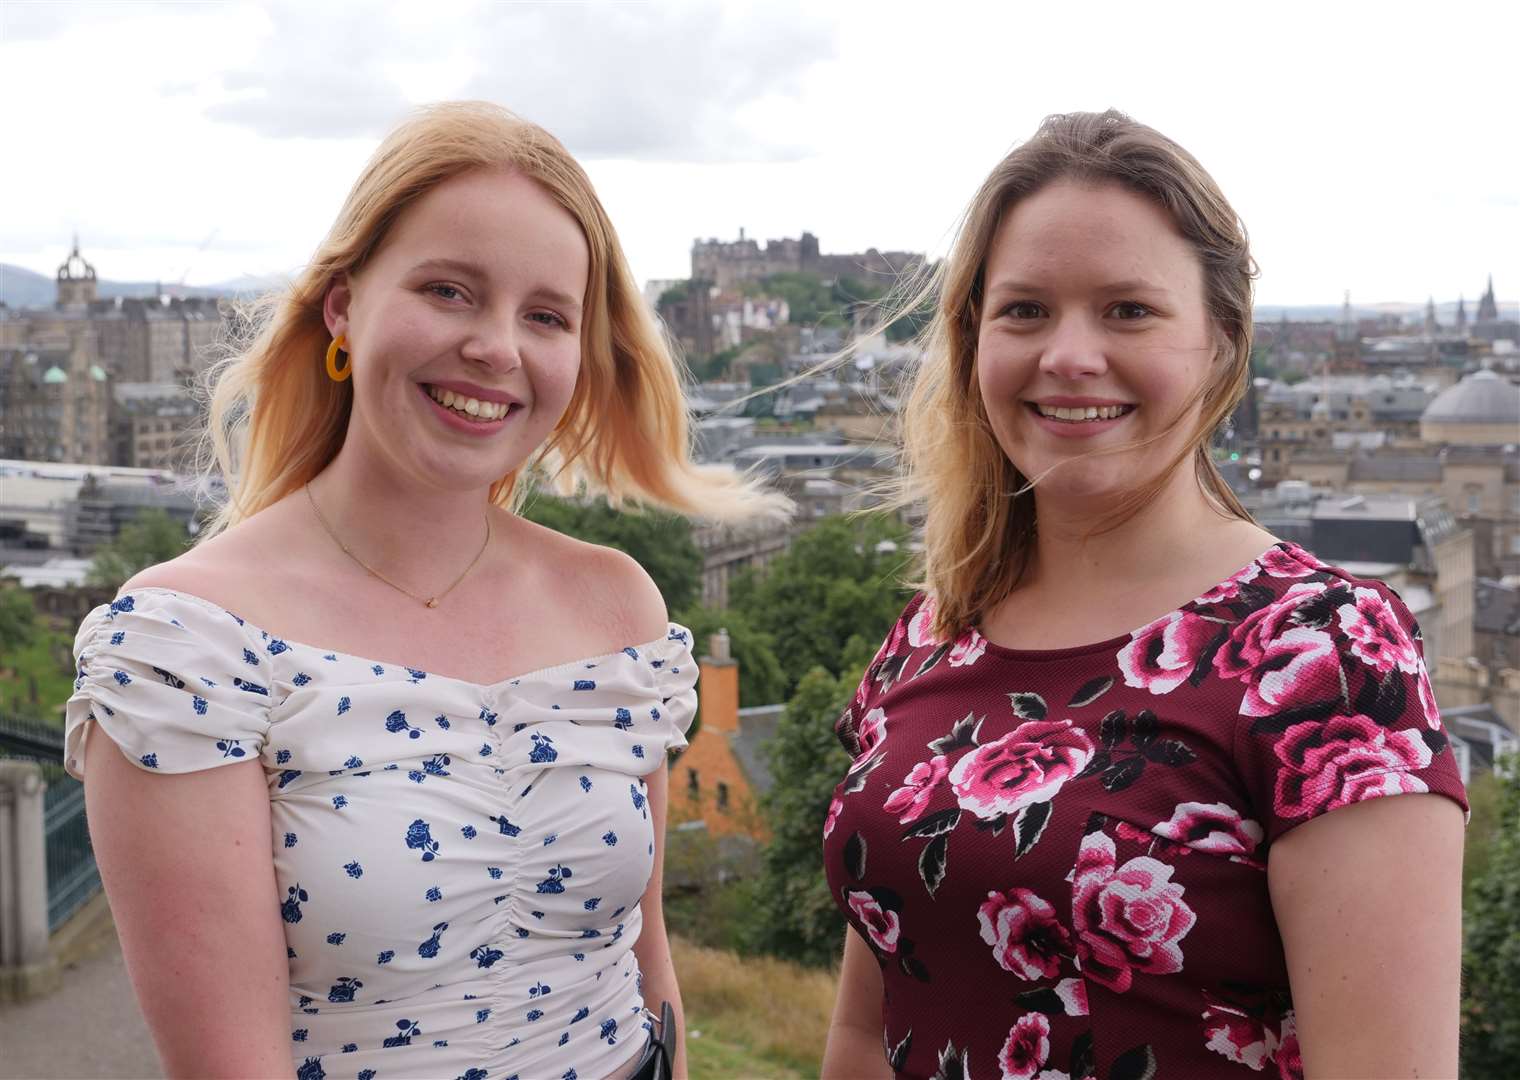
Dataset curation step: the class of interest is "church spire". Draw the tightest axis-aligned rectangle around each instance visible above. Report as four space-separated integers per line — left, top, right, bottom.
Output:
1336 289 1357 343
1477 274 1499 322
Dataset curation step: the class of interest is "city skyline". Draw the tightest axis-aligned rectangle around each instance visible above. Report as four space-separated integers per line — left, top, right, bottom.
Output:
2 0 1516 307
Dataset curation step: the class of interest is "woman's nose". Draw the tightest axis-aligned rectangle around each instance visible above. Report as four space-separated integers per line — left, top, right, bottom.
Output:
1037 315 1109 380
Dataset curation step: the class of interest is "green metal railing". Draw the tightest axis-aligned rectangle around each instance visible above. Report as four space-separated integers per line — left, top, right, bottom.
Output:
44 773 99 930
0 714 100 931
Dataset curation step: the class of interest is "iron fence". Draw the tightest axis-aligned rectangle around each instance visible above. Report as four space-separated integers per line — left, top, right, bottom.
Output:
0 713 99 931
44 772 98 930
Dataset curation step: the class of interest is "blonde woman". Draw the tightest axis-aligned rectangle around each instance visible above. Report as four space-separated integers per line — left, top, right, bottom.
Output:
821 112 1466 1079
65 102 777 1080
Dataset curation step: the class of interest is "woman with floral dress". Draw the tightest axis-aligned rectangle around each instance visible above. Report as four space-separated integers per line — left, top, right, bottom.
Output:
820 111 1466 1080
65 102 781 1080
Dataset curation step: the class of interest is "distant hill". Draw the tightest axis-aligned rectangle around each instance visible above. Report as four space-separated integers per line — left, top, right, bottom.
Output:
1255 301 1519 323
0 264 281 310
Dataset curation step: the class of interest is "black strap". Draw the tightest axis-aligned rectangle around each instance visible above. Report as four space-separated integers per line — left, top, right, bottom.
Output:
656 1000 677 1067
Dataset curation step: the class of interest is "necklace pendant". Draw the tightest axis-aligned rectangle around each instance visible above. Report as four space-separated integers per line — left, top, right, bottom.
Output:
426 598 439 609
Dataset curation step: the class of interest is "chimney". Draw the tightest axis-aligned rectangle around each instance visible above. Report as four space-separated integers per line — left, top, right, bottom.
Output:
698 629 739 734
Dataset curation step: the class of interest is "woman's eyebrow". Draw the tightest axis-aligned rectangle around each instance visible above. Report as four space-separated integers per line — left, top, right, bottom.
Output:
409 258 582 313
986 277 1171 298
409 257 487 279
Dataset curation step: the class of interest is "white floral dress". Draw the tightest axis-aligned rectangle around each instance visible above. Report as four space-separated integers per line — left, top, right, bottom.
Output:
65 588 695 1080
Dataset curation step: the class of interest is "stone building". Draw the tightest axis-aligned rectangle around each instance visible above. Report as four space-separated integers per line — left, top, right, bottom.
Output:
1255 374 1437 483
1265 367 1520 577
111 382 199 470
1474 578 1520 679
1419 367 1520 446
1472 275 1520 344
690 230 922 292
691 515 793 610
92 296 224 383
0 242 230 469
0 339 110 465
1284 446 1520 579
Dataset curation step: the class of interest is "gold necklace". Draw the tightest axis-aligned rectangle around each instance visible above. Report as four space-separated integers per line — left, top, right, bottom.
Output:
305 483 491 609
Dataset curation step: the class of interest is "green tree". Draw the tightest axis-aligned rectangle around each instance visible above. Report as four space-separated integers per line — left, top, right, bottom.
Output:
1464 769 1502 907
745 664 859 967
728 513 911 697
519 495 702 613
88 508 194 590
1462 756 1520 1076
0 586 39 659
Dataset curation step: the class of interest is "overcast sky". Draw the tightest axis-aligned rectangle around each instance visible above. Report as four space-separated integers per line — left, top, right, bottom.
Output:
2 0 1515 308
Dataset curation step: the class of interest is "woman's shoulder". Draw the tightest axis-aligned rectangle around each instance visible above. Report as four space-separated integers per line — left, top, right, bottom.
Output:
504 511 670 644
118 499 312 618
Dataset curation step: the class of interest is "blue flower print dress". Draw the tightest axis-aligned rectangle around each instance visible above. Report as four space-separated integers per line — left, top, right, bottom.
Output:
65 588 696 1080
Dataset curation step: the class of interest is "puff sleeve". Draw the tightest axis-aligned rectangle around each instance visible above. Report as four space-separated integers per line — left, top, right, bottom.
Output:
647 624 698 754
64 591 275 778
1228 578 1468 845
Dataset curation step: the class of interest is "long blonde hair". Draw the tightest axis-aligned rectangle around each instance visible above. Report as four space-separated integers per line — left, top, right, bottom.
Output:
898 109 1257 641
200 101 786 534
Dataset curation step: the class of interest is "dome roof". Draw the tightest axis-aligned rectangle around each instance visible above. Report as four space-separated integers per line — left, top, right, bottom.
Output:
1421 368 1520 425
43 365 68 384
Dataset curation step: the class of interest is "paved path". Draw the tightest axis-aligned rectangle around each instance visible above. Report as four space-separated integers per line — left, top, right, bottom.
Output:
0 933 159 1079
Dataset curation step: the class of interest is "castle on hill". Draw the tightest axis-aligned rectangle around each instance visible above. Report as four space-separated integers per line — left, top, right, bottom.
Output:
691 229 921 291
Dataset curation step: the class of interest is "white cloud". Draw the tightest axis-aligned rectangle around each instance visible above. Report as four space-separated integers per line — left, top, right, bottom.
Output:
1 0 1514 304
200 0 837 161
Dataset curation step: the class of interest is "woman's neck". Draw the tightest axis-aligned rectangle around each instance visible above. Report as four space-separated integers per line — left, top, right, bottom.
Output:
1022 465 1251 594
305 443 496 588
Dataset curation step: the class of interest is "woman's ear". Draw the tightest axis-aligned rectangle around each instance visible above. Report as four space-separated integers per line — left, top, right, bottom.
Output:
323 273 352 340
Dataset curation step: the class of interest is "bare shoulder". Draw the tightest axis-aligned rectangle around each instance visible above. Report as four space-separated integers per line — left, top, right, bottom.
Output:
119 498 307 611
504 511 670 643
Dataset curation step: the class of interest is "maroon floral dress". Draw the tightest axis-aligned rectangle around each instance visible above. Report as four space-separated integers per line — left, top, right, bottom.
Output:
822 542 1467 1080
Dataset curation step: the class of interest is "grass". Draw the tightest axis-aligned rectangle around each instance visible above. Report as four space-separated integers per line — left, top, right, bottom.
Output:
672 936 837 1079
0 626 74 727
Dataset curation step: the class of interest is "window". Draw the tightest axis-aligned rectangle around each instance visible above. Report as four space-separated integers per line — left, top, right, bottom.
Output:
716 782 730 812
686 767 699 798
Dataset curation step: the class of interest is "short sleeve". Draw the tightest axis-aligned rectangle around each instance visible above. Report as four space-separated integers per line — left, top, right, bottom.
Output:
1231 578 1469 845
650 624 698 753
64 591 275 779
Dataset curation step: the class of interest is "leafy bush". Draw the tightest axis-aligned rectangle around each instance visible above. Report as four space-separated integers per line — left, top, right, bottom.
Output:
1461 755 1520 1076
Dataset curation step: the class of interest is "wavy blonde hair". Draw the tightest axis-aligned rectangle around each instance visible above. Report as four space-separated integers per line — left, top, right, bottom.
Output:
897 109 1257 641
199 101 786 534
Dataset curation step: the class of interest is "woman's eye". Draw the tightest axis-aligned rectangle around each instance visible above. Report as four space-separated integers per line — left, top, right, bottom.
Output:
426 283 463 302
529 311 569 330
1110 302 1151 321
1004 301 1045 320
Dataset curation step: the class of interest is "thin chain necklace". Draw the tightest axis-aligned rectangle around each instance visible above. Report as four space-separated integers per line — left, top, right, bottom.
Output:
305 483 491 609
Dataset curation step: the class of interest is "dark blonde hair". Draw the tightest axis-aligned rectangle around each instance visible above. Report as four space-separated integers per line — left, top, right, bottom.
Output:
202 101 786 532
899 109 1257 639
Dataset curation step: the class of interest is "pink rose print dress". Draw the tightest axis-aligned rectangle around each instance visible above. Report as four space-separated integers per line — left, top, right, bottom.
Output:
65 588 696 1080
823 543 1466 1080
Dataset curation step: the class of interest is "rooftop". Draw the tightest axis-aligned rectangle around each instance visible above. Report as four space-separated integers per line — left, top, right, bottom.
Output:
1422 368 1520 425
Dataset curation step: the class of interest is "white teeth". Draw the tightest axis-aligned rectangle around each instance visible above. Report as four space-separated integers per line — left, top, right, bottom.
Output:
1036 403 1130 422
427 385 512 421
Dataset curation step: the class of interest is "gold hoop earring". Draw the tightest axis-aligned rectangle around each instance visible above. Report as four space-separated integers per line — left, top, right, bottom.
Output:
325 335 352 382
